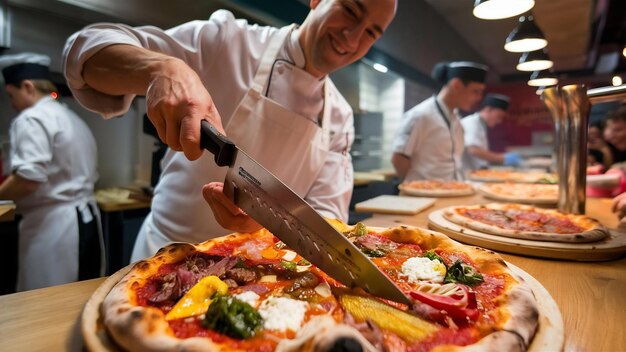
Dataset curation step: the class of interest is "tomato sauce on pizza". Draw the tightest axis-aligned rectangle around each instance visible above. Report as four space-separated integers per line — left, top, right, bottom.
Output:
458 207 585 234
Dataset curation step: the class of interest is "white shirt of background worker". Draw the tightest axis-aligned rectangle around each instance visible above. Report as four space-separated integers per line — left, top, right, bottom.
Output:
0 53 103 291
461 93 522 170
391 61 488 181
63 0 398 262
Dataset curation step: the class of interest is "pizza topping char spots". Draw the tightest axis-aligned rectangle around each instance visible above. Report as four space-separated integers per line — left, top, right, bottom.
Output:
165 275 229 320
401 257 446 283
460 208 586 233
257 296 309 332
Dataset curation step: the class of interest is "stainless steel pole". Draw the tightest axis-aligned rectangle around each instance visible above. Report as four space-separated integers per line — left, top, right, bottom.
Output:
542 84 626 214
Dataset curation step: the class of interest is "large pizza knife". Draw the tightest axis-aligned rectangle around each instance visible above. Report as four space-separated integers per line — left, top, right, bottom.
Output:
200 121 411 305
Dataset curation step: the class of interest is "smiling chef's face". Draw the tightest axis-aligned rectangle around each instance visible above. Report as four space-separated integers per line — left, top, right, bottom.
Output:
299 0 397 78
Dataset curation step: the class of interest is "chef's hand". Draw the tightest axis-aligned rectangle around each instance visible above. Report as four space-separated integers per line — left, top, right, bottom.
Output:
202 182 263 233
611 192 626 221
146 58 225 161
503 152 522 167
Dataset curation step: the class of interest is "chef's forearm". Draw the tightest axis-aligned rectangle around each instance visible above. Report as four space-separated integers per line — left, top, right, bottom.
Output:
466 146 504 164
82 44 185 96
0 174 39 200
391 153 410 180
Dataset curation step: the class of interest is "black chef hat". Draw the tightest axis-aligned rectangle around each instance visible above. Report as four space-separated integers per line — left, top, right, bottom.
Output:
432 61 488 85
482 93 511 111
0 53 51 86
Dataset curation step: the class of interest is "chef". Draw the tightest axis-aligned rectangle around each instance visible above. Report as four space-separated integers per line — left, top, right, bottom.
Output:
0 53 103 291
63 0 398 261
461 93 522 170
391 61 488 181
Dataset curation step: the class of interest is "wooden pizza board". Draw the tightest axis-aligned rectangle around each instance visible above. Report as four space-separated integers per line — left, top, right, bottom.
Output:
428 209 626 261
81 256 563 352
355 195 436 215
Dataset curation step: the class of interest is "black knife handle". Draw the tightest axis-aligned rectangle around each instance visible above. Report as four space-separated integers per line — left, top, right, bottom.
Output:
200 120 236 167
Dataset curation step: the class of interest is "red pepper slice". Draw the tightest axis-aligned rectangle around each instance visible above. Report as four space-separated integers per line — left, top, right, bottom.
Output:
409 285 479 325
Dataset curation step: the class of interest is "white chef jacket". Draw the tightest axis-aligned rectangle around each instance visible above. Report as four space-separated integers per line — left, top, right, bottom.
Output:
9 96 102 290
392 96 465 181
63 10 354 247
461 112 489 170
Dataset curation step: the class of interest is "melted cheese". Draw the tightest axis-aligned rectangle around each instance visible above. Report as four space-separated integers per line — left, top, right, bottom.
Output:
258 296 309 332
233 291 261 308
401 257 446 283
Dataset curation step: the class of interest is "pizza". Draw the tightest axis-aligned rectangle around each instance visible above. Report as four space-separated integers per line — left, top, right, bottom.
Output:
468 170 558 184
478 183 558 204
443 203 608 243
399 180 475 197
94 221 543 352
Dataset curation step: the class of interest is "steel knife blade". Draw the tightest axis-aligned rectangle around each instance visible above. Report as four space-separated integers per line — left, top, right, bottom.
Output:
200 121 411 305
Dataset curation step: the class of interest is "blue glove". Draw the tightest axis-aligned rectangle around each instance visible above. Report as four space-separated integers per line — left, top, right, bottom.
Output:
503 152 522 166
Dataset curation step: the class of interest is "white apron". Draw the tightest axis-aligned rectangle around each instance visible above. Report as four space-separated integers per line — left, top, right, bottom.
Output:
17 197 104 291
131 25 331 261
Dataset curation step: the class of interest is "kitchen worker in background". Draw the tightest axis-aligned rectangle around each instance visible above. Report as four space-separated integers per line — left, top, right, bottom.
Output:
0 53 103 291
461 93 522 170
63 0 398 261
391 61 488 181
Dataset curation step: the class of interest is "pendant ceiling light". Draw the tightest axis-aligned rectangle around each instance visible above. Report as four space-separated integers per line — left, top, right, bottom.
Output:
516 49 553 71
504 15 547 53
527 70 558 87
473 0 535 20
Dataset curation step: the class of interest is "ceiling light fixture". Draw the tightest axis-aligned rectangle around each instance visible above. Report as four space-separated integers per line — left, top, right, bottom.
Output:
516 49 553 71
473 0 535 20
623 46 626 58
528 70 557 87
372 63 388 73
613 76 623 87
504 15 547 53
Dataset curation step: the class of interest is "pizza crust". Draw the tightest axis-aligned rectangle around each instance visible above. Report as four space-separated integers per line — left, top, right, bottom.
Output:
468 171 557 184
443 204 608 243
400 181 475 197
478 183 558 205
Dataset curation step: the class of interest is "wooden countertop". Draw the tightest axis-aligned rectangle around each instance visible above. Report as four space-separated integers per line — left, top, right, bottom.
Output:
0 203 16 222
0 196 624 351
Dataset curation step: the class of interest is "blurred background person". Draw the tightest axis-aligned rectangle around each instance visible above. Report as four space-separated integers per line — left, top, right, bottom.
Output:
587 120 612 170
0 53 103 291
461 93 522 170
391 61 487 182
603 105 626 167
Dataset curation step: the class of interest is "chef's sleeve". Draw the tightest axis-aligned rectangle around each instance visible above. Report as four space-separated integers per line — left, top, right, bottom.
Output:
9 117 52 183
461 119 482 148
62 10 245 118
392 113 422 157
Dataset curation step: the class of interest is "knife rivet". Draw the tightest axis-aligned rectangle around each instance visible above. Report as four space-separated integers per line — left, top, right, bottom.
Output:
344 249 351 256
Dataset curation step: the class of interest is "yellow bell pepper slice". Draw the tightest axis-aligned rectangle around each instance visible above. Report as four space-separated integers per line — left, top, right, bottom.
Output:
165 275 229 321
340 295 438 342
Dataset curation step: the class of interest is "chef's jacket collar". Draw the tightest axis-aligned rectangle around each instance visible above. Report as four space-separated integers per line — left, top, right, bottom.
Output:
288 27 306 69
